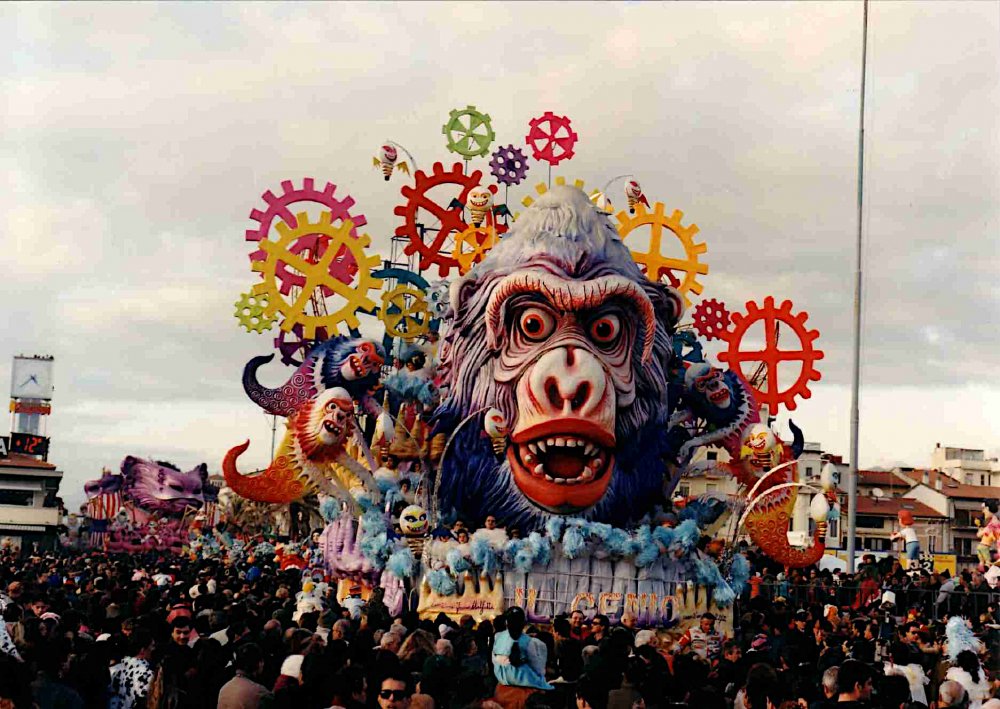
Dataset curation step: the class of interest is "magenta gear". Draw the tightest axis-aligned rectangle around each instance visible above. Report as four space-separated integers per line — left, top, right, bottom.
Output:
692 298 731 341
525 112 578 166
245 178 367 292
489 145 530 186
274 324 329 367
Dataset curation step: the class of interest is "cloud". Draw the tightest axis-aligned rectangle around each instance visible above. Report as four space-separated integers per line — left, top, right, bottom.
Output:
0 1 997 501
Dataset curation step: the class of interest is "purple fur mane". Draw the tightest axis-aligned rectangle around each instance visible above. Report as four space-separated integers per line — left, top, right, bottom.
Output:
433 185 682 530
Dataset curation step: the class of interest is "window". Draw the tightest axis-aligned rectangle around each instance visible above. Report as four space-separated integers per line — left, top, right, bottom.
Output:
954 509 976 527
678 484 690 497
981 475 987 486
706 451 718 461
805 466 814 477
856 515 884 529
706 483 718 492
0 490 33 506
956 538 976 557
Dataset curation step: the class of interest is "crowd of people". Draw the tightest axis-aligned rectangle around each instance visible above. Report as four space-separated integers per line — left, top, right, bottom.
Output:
1 543 998 709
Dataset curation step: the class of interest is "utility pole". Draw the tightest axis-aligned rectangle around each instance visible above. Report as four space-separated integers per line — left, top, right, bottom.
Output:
847 0 870 574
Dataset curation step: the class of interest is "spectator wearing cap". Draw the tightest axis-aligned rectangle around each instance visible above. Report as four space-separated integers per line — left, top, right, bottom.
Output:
788 609 817 665
342 584 365 620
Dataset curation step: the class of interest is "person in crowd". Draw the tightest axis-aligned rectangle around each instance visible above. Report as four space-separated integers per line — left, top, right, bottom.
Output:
218 643 272 709
835 660 874 708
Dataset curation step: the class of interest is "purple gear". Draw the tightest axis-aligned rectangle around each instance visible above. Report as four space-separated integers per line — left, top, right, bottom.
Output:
489 145 530 186
274 324 329 367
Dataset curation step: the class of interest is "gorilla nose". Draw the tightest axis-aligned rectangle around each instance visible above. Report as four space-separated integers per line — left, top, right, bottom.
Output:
528 346 610 413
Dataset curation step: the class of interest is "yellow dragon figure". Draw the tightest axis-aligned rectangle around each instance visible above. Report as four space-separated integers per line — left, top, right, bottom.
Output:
733 422 827 569
223 387 381 512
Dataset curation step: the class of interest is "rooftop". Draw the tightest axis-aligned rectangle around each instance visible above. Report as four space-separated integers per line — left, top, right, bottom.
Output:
898 468 1000 500
0 453 57 471
854 497 945 519
856 470 912 489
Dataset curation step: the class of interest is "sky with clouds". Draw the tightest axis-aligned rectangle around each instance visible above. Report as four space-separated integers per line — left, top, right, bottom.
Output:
2 1 998 508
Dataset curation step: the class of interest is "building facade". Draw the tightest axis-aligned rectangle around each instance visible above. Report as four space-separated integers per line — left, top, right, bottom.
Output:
0 452 64 553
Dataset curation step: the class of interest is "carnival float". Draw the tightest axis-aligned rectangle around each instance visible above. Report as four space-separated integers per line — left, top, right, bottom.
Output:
83 105 843 628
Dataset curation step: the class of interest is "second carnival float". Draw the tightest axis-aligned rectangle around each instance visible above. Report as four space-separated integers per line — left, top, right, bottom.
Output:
69 106 840 635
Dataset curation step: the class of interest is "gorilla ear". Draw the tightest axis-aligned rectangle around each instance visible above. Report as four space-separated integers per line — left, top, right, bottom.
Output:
652 283 685 329
195 463 209 481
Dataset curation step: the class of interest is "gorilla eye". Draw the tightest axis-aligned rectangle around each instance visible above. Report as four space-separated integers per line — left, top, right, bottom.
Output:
518 307 555 342
326 401 338 411
589 314 621 345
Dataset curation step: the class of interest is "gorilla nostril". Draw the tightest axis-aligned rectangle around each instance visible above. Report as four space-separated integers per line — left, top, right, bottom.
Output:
545 379 562 410
571 382 590 411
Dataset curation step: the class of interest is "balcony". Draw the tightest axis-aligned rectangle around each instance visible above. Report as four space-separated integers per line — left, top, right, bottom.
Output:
0 506 60 527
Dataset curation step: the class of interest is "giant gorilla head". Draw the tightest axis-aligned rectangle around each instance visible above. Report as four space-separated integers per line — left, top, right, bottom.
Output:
433 185 683 530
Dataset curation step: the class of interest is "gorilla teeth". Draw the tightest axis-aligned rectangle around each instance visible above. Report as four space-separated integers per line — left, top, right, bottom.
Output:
528 443 540 455
584 443 596 456
537 440 547 452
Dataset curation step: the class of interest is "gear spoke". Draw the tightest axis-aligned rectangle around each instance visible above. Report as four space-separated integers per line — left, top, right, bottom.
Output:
615 202 709 307
717 297 824 413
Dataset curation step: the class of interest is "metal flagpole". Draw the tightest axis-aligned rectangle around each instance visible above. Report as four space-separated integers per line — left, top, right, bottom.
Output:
847 0 869 574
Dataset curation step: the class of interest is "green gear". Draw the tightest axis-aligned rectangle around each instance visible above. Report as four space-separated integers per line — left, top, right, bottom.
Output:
442 105 495 159
234 291 276 334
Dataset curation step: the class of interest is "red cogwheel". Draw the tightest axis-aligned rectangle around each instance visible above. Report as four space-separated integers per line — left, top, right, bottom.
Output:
692 298 731 341
717 297 824 413
245 178 367 293
393 162 506 277
526 112 578 166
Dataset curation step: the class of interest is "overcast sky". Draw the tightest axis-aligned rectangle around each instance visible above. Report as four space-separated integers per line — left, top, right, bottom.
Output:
2 1 998 509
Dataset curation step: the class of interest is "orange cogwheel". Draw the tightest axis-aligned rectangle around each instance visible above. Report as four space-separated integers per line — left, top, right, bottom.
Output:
717 297 824 413
393 162 506 277
452 224 500 274
614 202 708 307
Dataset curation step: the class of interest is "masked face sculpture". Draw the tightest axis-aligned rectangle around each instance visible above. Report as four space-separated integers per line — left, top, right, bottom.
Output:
467 187 493 211
434 185 683 529
684 363 731 410
741 423 780 471
399 504 429 536
120 457 214 516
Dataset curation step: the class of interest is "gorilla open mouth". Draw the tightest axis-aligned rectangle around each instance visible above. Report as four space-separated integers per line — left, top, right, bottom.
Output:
323 420 344 437
507 423 615 513
708 389 730 406
345 355 367 380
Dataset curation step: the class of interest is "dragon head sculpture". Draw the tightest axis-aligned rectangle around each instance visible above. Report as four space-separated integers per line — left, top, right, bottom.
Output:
433 185 683 530
242 336 385 418
120 456 215 517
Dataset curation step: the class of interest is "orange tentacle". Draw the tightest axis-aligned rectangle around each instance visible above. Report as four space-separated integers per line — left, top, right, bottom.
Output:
223 439 307 504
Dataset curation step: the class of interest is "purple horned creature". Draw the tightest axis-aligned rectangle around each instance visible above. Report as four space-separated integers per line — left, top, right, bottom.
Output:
120 456 216 518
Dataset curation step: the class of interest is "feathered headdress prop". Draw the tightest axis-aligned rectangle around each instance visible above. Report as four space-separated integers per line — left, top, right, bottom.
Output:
945 616 982 660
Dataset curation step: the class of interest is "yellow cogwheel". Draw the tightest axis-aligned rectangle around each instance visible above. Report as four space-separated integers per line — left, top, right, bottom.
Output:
615 202 708 307
250 211 383 339
452 224 500 275
520 177 587 209
234 291 276 334
380 284 430 340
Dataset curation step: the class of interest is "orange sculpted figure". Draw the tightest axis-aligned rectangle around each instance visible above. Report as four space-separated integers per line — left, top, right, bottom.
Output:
223 387 381 510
